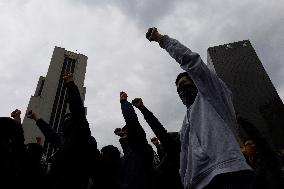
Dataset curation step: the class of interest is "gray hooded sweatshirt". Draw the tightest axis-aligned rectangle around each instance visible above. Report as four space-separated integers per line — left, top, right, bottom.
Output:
159 35 251 189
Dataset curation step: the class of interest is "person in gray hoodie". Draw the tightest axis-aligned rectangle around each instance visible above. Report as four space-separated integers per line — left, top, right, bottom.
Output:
146 27 253 189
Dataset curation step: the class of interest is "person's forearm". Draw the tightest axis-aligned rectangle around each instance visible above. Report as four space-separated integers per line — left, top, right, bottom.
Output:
66 81 86 120
140 106 178 154
140 106 167 142
36 119 62 149
14 117 21 124
159 35 194 66
121 100 139 124
121 100 147 147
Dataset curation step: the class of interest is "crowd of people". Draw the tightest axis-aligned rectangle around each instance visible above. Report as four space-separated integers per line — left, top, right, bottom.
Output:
1 27 284 189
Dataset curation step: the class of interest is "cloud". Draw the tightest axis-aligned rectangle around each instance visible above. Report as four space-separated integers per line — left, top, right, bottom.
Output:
72 0 177 28
0 0 283 150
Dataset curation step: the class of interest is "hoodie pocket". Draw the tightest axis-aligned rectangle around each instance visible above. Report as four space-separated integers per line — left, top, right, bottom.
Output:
191 131 209 174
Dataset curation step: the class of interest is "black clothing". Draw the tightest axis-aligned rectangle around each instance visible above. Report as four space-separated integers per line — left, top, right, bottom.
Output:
0 118 47 189
0 118 27 189
36 119 62 149
36 81 97 189
120 100 154 189
139 107 183 189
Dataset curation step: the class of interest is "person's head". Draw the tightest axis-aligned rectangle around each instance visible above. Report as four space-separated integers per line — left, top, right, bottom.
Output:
175 72 198 108
0 117 24 150
101 145 120 162
243 139 256 157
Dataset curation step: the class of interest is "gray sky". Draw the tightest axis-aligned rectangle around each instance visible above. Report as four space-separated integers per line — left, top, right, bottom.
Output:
0 0 283 149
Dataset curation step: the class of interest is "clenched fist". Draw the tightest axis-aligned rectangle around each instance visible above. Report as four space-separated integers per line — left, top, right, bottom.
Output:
63 72 73 83
146 27 163 43
27 110 39 121
132 98 144 109
114 128 127 138
151 137 160 146
11 109 22 124
120 91 128 101
11 109 21 118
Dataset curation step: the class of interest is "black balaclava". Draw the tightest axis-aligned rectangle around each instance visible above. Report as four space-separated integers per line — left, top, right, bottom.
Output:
177 84 198 108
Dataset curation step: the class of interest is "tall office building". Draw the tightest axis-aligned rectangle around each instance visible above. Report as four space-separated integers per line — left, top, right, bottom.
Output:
22 47 87 158
207 40 284 149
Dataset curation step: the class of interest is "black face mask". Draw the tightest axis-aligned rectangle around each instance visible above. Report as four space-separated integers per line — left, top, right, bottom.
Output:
177 84 198 108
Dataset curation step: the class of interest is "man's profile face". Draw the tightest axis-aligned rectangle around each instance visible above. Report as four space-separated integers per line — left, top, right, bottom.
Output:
176 76 194 92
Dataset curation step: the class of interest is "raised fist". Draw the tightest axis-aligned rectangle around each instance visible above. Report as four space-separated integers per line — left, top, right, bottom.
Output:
11 109 21 118
63 72 73 83
146 27 163 42
114 128 122 135
120 91 128 101
11 109 22 124
114 128 127 138
151 137 160 146
132 98 144 109
27 110 39 121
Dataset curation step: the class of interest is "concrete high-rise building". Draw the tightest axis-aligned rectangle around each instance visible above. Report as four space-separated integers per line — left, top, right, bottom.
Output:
207 40 284 149
22 47 87 157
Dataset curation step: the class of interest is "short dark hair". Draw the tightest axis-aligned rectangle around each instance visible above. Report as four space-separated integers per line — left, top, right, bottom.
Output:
175 72 191 86
242 137 254 145
101 145 120 160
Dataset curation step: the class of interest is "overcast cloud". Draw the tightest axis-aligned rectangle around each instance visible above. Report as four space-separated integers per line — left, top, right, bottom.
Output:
0 0 283 149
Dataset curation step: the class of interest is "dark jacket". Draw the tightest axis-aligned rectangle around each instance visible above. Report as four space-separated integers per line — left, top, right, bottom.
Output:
139 106 183 189
0 118 47 189
36 81 97 189
120 100 154 189
0 118 27 189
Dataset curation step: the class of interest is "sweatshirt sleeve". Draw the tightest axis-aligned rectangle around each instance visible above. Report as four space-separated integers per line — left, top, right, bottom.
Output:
159 35 237 128
159 35 227 99
36 118 62 149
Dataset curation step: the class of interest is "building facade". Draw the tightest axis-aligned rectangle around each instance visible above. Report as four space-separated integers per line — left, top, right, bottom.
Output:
207 40 284 149
22 47 87 158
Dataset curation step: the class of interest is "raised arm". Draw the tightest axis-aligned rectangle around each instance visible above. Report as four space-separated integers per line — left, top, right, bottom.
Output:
27 110 62 149
120 92 147 147
146 27 228 99
63 73 86 121
63 73 91 140
120 92 139 126
146 27 237 129
132 98 179 154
